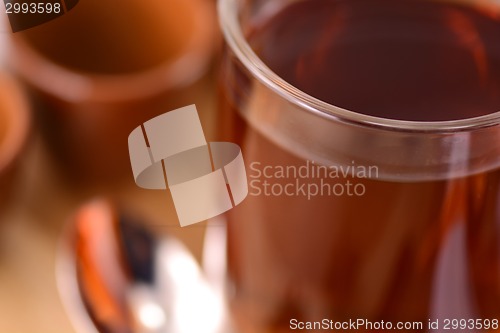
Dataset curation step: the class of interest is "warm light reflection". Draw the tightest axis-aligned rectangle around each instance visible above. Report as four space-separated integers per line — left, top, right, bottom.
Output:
128 284 167 332
174 280 224 333
446 9 489 85
431 223 478 319
138 303 166 330
161 243 200 287
156 240 225 333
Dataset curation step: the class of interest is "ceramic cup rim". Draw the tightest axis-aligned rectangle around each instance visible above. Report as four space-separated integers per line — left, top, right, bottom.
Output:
9 0 216 104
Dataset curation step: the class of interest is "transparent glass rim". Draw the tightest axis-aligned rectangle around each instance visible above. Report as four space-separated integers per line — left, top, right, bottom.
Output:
218 0 500 133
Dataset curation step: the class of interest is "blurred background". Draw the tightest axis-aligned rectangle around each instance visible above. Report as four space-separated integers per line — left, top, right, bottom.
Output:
0 0 220 331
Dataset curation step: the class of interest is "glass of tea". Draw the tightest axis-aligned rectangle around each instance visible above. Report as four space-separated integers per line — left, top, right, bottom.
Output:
218 0 500 331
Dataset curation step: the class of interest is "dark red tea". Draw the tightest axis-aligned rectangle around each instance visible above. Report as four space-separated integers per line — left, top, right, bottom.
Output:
219 0 500 332
248 0 500 121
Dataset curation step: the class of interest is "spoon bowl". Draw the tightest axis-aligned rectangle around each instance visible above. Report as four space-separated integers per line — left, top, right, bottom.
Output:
57 199 231 333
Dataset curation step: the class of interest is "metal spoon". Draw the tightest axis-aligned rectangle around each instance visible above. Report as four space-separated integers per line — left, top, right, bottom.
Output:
56 199 231 333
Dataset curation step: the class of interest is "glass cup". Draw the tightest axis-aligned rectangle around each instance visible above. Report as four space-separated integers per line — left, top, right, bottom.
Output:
218 0 500 332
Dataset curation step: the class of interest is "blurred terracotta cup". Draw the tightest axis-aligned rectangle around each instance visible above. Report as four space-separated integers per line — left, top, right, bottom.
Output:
0 73 31 209
9 0 216 183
